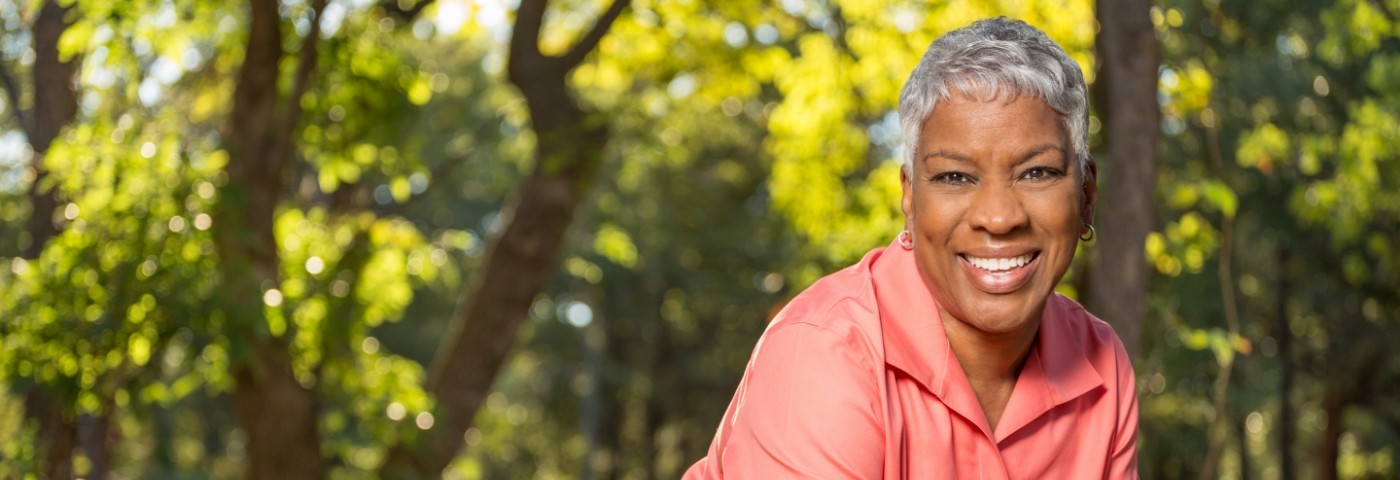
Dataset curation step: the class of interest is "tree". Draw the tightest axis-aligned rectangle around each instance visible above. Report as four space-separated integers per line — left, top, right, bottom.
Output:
12 0 76 259
1 0 439 477
1135 0 1400 477
212 0 330 476
2 0 84 476
1085 0 1159 358
377 0 632 476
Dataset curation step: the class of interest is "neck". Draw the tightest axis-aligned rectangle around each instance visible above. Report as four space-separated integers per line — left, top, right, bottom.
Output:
943 319 1038 382
946 327 1036 380
940 309 1040 431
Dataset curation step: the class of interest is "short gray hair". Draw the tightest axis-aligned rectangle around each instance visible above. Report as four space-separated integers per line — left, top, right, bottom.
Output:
898 17 1089 172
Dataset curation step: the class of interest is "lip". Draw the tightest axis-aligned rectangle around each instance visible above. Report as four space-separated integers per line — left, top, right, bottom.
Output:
958 249 1041 294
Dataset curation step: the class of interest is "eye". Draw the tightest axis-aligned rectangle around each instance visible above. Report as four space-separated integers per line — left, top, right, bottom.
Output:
929 171 976 185
1021 166 1065 182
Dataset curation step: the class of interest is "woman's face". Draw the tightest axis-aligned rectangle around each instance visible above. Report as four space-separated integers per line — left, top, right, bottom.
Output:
901 91 1095 337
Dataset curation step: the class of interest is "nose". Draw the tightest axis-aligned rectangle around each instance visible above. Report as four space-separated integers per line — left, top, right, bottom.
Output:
967 182 1029 235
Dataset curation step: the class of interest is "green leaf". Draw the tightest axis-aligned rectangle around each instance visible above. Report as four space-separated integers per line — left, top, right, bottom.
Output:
593 224 638 269
1199 180 1238 218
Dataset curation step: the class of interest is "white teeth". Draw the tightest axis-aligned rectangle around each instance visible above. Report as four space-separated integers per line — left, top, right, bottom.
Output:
966 253 1034 272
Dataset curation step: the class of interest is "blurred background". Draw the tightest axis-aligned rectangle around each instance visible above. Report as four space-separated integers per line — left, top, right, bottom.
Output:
0 0 1397 478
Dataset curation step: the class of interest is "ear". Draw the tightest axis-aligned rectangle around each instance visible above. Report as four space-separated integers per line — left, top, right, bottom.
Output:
1080 155 1098 228
901 163 915 227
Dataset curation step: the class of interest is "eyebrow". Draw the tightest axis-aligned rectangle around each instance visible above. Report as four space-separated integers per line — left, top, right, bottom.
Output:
1017 144 1069 170
921 149 972 163
920 144 1067 166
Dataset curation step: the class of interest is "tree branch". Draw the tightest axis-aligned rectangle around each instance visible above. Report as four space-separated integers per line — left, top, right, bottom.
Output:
28 0 77 154
380 3 620 476
228 0 283 175
507 0 548 83
219 0 325 475
271 0 328 170
557 0 630 71
1197 94 1242 480
0 61 30 140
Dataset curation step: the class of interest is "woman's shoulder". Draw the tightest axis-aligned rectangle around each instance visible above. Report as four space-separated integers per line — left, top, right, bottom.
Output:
765 257 885 344
688 260 891 479
1047 293 1132 365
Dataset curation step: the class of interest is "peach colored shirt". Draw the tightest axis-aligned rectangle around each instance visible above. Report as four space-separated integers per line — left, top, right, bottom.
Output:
685 242 1138 479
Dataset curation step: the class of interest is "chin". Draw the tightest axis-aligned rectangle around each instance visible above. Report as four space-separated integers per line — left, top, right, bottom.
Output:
937 292 1046 335
966 310 1040 334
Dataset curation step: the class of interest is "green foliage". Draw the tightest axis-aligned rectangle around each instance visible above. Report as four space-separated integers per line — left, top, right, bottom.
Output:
3 89 223 368
0 76 227 475
0 0 450 475
1140 0 1400 477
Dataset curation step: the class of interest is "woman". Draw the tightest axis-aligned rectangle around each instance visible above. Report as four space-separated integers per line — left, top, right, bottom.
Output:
684 18 1138 479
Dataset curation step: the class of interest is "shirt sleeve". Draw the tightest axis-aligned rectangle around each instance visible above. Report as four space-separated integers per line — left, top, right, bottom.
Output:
1106 334 1140 480
685 321 885 479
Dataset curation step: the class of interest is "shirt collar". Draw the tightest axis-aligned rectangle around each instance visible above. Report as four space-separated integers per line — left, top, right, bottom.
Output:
869 241 951 396
994 294 1105 441
869 239 1104 439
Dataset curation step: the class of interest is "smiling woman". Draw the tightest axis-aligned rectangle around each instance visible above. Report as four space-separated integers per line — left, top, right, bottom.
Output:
685 17 1137 479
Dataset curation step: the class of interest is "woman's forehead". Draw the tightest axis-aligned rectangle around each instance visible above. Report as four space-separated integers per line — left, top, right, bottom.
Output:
921 95 1066 144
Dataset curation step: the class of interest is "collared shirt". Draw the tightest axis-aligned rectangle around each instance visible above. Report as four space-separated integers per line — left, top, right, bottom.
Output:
684 242 1139 479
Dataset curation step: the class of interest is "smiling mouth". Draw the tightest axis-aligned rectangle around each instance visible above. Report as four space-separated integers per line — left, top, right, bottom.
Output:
961 252 1039 272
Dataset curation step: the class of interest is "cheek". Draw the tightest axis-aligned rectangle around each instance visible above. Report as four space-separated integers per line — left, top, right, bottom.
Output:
1033 190 1083 229
912 191 965 218
911 197 962 236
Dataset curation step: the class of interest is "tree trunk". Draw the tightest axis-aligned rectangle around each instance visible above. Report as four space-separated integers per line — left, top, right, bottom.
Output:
1276 247 1294 480
230 339 324 479
22 0 76 259
25 389 76 480
153 396 175 471
18 2 81 478
377 142 608 478
579 307 602 480
214 0 326 477
1086 0 1159 358
76 411 113 480
595 273 638 480
1318 396 1344 480
376 0 629 477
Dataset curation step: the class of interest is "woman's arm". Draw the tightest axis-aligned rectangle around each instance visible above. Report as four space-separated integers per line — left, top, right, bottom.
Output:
685 321 885 479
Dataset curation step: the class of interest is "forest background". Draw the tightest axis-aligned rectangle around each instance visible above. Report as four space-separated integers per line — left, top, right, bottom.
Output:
0 0 1397 478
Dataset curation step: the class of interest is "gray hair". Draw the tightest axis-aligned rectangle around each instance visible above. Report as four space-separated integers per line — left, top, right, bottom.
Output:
898 17 1089 172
